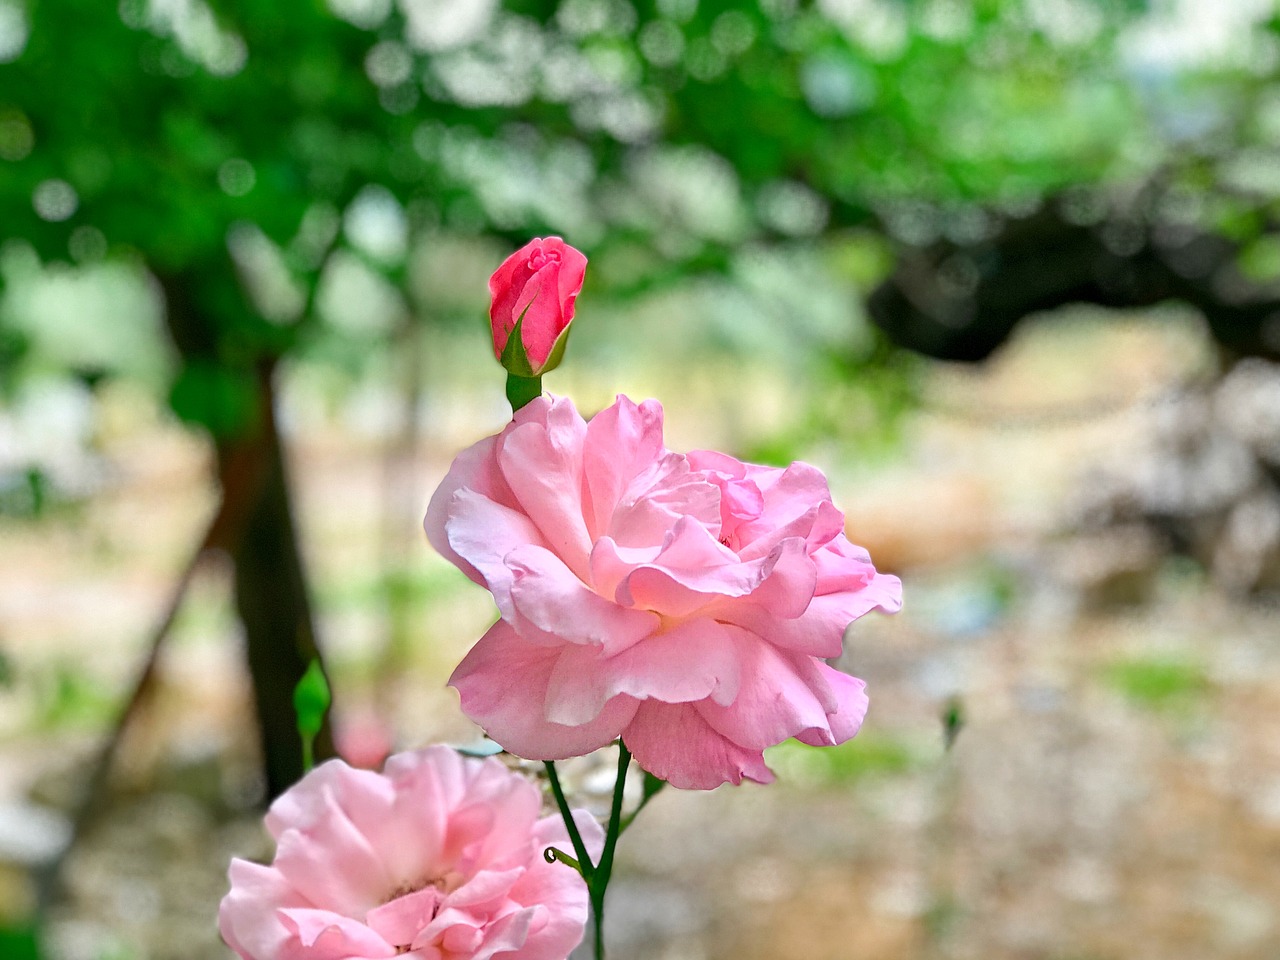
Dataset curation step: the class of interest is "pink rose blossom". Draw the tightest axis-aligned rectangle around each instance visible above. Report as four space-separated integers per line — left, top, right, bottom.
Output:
425 395 902 790
489 237 588 377
218 746 601 960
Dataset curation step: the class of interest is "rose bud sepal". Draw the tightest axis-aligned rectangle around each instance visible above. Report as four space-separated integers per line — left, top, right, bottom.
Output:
500 310 572 411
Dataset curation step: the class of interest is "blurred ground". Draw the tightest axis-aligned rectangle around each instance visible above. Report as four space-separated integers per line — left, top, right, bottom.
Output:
3 311 1280 960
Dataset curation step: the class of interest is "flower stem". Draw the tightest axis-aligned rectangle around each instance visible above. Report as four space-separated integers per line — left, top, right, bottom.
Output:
544 744 640 960
506 373 542 413
587 741 631 960
595 741 630 893
544 761 594 882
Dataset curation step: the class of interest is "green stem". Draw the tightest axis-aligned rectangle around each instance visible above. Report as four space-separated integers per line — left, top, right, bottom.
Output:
544 761 594 881
545 745 647 960
595 741 630 892
506 373 542 413
588 741 631 960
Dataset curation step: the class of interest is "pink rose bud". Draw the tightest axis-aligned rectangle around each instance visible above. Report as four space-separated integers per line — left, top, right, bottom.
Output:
489 237 588 378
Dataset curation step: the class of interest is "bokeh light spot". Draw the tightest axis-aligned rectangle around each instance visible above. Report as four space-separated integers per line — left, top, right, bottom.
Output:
33 180 78 222
656 0 697 24
218 158 256 197
365 40 413 87
757 180 829 236
0 108 33 161
801 55 876 116
639 20 684 67
69 226 108 262
344 185 408 263
711 10 756 57
0 0 29 63
327 0 391 29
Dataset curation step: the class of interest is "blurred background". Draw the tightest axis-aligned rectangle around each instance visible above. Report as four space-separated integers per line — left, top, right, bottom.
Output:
3 1 1280 958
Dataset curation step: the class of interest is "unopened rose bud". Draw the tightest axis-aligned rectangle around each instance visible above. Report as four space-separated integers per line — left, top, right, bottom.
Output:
488 236 587 378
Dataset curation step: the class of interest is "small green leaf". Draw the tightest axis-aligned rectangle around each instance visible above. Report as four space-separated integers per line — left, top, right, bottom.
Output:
942 696 965 750
294 659 330 773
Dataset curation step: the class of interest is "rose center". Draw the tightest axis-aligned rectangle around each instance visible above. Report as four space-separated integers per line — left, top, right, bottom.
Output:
526 249 560 271
367 874 463 952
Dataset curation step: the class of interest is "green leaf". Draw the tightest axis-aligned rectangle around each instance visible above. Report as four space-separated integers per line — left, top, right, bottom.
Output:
294 659 331 773
294 659 330 737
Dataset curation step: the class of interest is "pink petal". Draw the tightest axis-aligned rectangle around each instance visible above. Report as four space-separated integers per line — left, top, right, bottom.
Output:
272 825 390 917
735 461 837 554
718 569 902 658
616 517 758 616
740 538 818 619
441 922 485 956
581 396 665 540
554 241 588 312
623 700 775 790
364 887 443 949
474 908 538 960
685 448 752 479
443 867 525 909
517 271 566 368
220 860 305 960
618 520 816 620
277 908 397 960
265 760 440 889
424 433 511 586
607 453 721 549
498 398 594 577
738 495 844 563
795 664 868 745
544 619 741 726
444 488 551 627
438 770 547 874
811 534 890 594
449 620 638 760
587 536 660 602
694 642 835 751
506 544 659 652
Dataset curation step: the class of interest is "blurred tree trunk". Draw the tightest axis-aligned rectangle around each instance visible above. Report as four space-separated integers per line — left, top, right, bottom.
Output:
159 266 334 801
223 369 335 798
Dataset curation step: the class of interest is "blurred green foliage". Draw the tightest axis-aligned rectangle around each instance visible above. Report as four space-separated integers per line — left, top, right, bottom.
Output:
767 729 925 786
0 923 41 960
0 0 1274 479
1103 655 1211 710
7 0 1270 434
33 661 120 731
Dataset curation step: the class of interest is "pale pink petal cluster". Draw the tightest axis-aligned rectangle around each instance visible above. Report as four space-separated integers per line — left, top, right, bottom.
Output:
426 395 902 790
218 746 601 960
